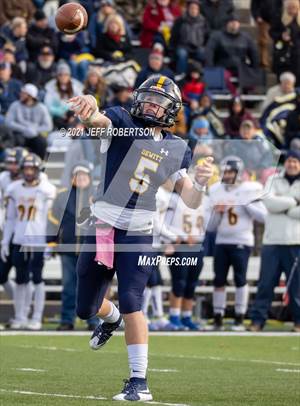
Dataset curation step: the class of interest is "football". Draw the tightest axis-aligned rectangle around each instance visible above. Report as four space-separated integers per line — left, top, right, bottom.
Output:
55 2 88 35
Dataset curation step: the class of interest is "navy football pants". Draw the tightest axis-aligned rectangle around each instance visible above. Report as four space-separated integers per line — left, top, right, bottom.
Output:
76 228 154 318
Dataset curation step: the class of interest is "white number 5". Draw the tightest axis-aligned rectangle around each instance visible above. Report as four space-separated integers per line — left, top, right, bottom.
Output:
129 157 159 194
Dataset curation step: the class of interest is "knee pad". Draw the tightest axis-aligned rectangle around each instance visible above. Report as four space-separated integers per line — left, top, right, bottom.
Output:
32 275 43 284
214 274 227 288
76 304 96 321
234 272 247 288
16 274 30 284
118 290 143 314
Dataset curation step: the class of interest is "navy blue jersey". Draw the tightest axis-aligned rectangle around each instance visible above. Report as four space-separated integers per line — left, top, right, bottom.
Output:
95 106 191 211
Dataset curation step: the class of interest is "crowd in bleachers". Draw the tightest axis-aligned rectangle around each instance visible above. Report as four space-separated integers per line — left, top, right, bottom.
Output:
0 0 300 332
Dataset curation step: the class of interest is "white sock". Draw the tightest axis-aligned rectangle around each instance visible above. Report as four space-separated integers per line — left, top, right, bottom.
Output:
25 282 34 318
235 285 249 315
13 284 27 323
169 307 180 317
213 290 226 316
182 310 192 318
151 286 164 318
142 287 152 317
102 302 120 323
32 282 45 323
3 280 15 299
127 344 148 379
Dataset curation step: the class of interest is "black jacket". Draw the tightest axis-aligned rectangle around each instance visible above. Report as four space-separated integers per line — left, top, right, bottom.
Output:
200 0 234 31
25 61 57 88
26 24 58 59
170 12 208 51
285 106 300 147
93 32 132 61
251 0 282 23
205 29 259 70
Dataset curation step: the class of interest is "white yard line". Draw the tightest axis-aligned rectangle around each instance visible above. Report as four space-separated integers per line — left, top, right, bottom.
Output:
0 388 190 406
1 331 299 337
149 353 300 368
276 369 300 373
0 389 107 400
14 368 46 373
149 369 179 373
17 344 79 352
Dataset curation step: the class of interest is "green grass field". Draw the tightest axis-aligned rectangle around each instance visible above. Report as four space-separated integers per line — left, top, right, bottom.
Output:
0 333 299 406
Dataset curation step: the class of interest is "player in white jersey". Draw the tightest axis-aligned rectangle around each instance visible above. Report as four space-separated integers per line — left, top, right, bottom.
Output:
206 156 267 331
142 185 178 330
0 148 30 311
1 153 56 330
161 184 206 330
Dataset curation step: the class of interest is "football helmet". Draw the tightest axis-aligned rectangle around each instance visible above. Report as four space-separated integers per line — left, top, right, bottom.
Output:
131 75 182 127
220 155 244 184
20 153 43 183
4 147 29 179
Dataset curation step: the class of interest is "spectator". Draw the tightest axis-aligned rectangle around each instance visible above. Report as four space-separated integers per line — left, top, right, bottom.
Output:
250 150 300 333
224 96 254 138
135 48 174 88
205 14 259 79
26 10 58 60
170 0 208 74
284 89 300 148
189 92 224 138
188 116 214 157
0 0 35 26
44 62 83 128
181 62 205 103
200 0 234 32
0 17 29 66
270 0 300 83
57 31 91 81
89 0 131 50
140 0 181 49
83 66 108 109
47 161 98 331
0 62 22 116
261 71 296 111
93 14 132 62
25 46 57 89
5 83 53 158
0 44 23 80
107 84 132 111
250 0 273 69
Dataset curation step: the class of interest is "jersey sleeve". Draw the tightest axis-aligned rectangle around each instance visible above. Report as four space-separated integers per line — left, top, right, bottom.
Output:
180 144 192 171
103 106 130 128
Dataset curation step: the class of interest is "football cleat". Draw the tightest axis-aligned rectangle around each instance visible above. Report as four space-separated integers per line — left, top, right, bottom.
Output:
248 323 263 332
205 314 224 331
231 314 246 332
27 320 42 331
181 316 200 331
9 320 28 330
89 315 123 350
112 378 153 402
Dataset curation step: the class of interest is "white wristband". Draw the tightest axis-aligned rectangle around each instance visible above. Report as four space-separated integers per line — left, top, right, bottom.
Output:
193 182 207 193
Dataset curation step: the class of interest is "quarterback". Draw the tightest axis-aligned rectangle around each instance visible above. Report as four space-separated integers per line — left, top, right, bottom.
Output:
68 75 213 401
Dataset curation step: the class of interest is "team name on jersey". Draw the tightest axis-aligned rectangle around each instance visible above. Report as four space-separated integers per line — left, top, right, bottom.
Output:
141 149 164 163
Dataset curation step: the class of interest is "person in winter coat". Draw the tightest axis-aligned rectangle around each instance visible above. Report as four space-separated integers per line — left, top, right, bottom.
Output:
250 150 300 333
47 161 98 331
140 0 181 49
250 0 274 69
26 10 58 60
134 48 174 88
0 17 29 65
224 96 254 138
93 14 132 62
25 46 57 89
170 0 208 74
205 14 259 78
5 83 52 158
284 90 300 148
0 62 22 115
269 0 300 83
200 0 234 32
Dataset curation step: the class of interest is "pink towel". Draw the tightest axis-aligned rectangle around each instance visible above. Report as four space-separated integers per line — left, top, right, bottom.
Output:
95 220 115 269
